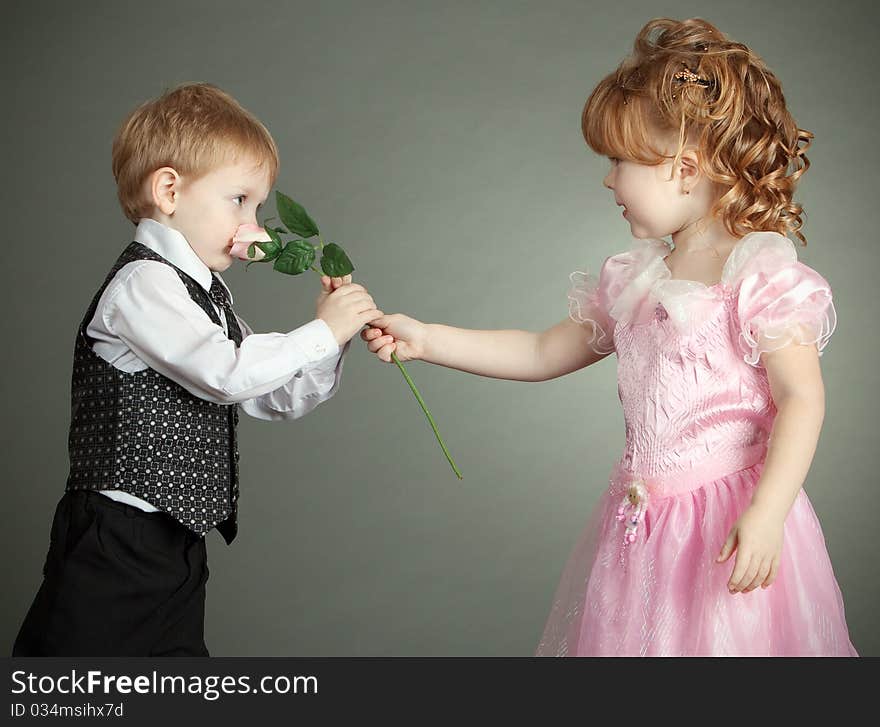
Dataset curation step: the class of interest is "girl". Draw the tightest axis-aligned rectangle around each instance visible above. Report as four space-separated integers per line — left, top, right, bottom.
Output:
360 17 859 656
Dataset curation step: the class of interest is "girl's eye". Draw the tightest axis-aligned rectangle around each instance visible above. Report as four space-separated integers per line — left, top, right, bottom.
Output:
233 195 246 206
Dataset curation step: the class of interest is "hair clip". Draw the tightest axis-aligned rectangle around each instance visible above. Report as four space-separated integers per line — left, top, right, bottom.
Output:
673 65 712 88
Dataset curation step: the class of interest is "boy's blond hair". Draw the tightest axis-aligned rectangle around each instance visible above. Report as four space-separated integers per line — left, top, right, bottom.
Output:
112 82 279 225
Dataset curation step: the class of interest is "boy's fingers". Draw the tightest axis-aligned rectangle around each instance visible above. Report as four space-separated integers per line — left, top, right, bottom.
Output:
331 283 366 296
360 309 384 324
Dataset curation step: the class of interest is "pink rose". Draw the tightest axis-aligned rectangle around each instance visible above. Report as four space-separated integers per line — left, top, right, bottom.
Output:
230 223 272 261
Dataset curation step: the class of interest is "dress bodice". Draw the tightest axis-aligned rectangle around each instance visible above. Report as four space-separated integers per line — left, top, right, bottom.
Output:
567 231 837 480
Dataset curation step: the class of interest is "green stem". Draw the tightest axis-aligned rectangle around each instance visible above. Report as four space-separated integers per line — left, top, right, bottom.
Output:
308 268 461 479
390 351 463 479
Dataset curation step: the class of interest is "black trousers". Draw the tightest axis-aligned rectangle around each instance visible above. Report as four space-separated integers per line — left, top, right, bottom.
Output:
12 489 210 656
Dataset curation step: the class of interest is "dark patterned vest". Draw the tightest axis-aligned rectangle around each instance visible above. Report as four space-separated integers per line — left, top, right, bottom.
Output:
65 241 241 544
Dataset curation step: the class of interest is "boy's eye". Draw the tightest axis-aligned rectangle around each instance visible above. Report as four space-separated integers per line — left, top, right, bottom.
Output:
233 195 246 206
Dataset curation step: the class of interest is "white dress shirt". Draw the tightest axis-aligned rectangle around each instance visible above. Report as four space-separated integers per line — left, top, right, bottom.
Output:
86 217 350 511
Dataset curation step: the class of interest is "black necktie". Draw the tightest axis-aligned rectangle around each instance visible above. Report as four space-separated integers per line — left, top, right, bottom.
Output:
208 275 243 347
208 273 241 544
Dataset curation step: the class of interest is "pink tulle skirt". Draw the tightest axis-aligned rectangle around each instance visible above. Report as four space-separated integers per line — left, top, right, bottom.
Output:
535 459 859 656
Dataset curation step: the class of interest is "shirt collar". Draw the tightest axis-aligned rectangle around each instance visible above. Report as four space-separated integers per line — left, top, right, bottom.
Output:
133 217 234 305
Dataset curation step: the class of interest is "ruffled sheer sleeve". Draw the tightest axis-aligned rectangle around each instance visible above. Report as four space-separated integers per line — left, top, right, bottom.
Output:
735 258 837 367
567 255 623 355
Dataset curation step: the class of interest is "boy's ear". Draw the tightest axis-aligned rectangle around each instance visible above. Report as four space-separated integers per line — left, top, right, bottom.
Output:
149 166 182 215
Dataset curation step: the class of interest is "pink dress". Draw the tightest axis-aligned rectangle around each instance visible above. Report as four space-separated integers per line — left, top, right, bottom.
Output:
536 231 858 656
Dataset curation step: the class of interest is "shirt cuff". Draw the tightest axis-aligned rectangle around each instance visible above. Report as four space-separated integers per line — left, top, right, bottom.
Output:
289 318 340 368
310 336 351 375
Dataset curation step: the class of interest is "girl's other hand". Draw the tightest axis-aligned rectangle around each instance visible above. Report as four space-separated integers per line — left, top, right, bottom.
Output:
716 503 785 594
360 314 427 363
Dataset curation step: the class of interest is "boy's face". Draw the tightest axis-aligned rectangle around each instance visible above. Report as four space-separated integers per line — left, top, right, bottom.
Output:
148 154 272 272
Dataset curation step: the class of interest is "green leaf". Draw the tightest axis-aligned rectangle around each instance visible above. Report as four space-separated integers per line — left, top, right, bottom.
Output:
257 216 287 236
276 191 319 238
253 239 282 262
266 226 283 245
252 227 284 263
320 243 355 277
273 239 316 275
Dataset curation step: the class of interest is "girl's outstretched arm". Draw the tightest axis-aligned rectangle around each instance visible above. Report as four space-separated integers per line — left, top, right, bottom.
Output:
361 314 612 382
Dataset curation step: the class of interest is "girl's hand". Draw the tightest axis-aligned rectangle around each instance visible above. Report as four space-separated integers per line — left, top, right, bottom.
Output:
716 503 785 594
360 314 428 363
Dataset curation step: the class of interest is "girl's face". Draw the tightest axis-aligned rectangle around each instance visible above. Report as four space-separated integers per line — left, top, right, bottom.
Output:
603 155 689 240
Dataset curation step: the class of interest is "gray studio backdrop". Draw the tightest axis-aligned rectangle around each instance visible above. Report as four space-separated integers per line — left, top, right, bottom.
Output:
3 0 877 656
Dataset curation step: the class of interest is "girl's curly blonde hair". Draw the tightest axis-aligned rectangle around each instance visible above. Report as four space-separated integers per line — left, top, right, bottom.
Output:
582 17 813 245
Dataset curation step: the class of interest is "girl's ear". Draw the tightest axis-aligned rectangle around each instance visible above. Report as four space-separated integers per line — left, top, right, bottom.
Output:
677 150 701 193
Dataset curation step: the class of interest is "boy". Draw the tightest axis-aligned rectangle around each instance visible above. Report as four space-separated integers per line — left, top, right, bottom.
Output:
12 82 382 656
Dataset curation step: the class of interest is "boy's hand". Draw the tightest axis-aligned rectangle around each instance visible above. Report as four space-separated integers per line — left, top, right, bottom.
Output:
360 314 428 363
317 274 352 303
316 277 383 346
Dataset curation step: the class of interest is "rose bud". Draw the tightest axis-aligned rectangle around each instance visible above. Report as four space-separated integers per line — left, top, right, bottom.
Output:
230 223 272 261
